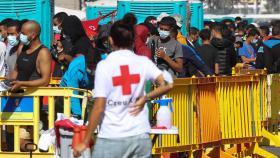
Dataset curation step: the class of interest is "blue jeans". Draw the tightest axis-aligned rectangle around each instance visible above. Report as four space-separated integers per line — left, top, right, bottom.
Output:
92 133 152 158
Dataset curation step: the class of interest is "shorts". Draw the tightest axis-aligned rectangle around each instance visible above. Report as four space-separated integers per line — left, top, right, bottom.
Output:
92 133 152 158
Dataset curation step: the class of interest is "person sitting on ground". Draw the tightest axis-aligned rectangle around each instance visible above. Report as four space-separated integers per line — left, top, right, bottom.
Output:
7 20 51 151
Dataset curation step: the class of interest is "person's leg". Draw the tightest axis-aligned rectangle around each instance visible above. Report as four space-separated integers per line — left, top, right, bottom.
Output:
92 138 129 158
129 134 152 158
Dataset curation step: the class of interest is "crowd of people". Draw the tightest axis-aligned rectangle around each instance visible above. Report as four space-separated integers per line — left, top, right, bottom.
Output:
0 11 280 157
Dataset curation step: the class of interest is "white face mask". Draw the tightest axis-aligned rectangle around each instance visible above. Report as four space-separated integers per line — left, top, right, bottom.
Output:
7 35 19 46
158 28 170 39
53 26 61 34
20 33 31 46
0 34 4 42
251 38 258 44
145 37 150 45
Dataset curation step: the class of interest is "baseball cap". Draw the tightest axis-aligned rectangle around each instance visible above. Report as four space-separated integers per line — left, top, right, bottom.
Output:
172 14 183 28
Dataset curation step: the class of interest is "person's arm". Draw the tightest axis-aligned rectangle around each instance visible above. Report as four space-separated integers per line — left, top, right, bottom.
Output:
157 50 183 73
73 97 106 157
215 63 219 75
7 65 18 80
129 74 173 116
156 43 184 73
10 48 51 91
185 46 213 76
241 56 256 63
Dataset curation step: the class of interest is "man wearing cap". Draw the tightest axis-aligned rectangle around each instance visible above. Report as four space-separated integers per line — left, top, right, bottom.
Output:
172 14 187 45
148 16 183 78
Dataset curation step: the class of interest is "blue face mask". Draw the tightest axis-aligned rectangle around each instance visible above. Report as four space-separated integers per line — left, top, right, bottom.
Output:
7 35 19 46
53 26 61 34
251 38 258 44
20 33 30 46
158 28 170 39
0 34 4 42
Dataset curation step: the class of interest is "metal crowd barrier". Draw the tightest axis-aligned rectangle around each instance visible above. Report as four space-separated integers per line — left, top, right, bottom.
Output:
152 74 277 158
0 87 92 158
1 74 279 158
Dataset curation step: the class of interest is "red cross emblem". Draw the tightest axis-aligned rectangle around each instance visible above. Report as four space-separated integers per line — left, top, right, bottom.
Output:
112 65 140 95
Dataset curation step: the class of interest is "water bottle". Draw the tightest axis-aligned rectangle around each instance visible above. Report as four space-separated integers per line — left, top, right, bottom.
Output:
153 96 173 129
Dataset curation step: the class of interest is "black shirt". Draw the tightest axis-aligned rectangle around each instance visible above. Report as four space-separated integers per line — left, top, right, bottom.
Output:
197 44 219 73
16 45 44 81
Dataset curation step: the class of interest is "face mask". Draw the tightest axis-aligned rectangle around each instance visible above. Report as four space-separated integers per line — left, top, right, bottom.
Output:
158 29 170 39
269 27 272 35
251 38 258 44
20 33 31 46
7 35 19 46
145 37 150 45
0 34 4 42
53 26 61 34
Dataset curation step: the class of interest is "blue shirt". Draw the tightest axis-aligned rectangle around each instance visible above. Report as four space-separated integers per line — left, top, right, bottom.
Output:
60 55 89 115
239 42 256 59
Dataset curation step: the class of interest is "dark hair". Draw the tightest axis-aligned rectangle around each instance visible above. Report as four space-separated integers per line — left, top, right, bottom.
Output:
122 13 137 27
199 29 211 41
260 25 270 36
236 22 246 30
222 19 233 25
247 28 260 37
235 41 243 47
61 15 87 43
204 21 213 28
272 20 280 36
246 24 256 31
110 20 134 49
228 23 236 30
211 23 222 33
53 12 68 23
7 19 21 32
235 16 242 21
159 16 177 29
190 27 199 35
144 16 157 24
141 22 158 36
0 18 13 27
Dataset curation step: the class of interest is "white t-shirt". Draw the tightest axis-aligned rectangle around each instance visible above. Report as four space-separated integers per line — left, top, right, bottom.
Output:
0 42 7 77
94 49 162 138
